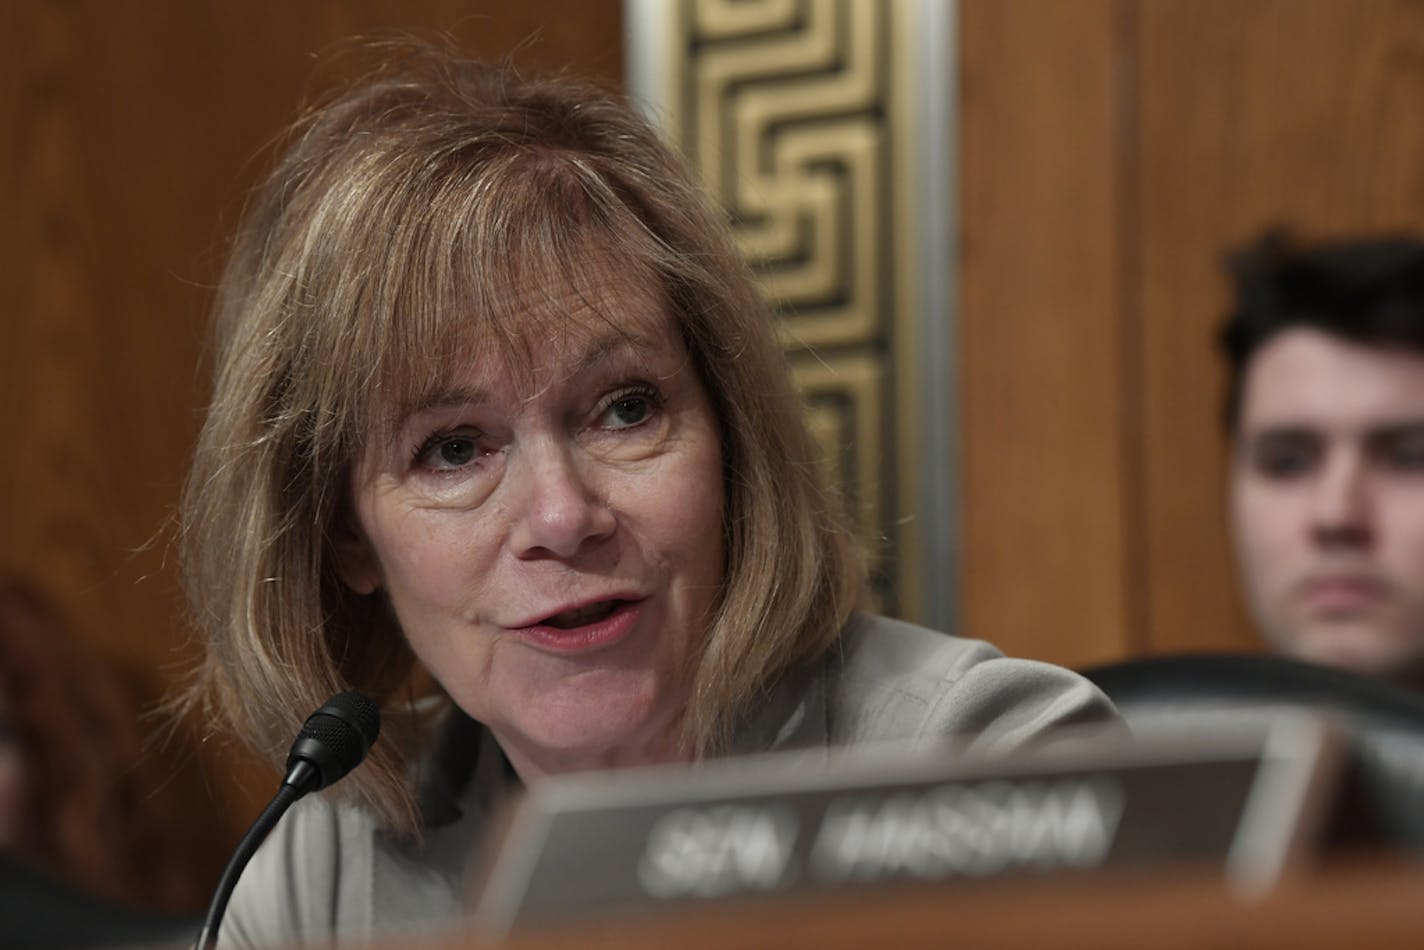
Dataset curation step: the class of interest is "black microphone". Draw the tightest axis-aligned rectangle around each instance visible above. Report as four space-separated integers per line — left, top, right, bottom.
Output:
282 692 382 795
194 692 380 950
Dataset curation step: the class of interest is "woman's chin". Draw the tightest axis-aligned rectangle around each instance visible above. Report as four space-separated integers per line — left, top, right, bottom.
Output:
490 691 683 776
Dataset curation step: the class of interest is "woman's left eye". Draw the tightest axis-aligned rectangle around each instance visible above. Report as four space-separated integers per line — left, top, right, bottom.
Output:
598 387 660 430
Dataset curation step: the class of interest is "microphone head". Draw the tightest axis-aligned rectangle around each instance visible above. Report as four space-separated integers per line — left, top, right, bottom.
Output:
284 691 381 792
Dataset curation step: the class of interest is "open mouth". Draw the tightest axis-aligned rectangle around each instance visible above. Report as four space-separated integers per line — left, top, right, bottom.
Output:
541 600 628 630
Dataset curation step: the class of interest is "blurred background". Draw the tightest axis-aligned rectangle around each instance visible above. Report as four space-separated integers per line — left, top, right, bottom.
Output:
3 0 1424 914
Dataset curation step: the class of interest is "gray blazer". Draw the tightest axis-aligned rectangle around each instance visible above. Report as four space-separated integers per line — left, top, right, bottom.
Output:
219 614 1118 947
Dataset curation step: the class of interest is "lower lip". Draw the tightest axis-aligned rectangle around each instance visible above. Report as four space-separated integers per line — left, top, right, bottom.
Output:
1301 581 1385 615
510 600 643 654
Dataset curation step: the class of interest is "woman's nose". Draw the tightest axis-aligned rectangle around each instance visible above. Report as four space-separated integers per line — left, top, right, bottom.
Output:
1310 450 1372 550
506 440 617 560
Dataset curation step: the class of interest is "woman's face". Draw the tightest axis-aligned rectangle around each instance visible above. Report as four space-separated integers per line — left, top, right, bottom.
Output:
341 270 725 779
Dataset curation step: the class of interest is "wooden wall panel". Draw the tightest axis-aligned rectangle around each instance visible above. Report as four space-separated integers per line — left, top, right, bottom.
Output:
0 0 621 908
958 1 1136 668
1136 0 1424 655
959 0 1424 670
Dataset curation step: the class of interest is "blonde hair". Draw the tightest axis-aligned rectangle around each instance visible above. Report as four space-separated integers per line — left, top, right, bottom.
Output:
181 42 864 828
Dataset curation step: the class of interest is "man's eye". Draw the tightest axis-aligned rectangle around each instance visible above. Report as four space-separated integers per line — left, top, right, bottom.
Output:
1379 437 1424 472
1249 436 1319 479
1255 451 1314 478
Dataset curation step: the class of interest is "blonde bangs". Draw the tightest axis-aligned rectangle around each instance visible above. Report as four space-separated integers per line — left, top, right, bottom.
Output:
296 146 678 460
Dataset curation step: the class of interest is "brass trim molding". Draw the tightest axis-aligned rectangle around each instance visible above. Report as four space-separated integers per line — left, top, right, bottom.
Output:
626 0 956 629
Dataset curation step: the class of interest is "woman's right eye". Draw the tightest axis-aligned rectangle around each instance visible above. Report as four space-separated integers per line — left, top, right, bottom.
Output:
415 434 485 471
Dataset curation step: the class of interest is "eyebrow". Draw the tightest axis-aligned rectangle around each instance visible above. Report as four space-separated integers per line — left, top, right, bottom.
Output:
398 386 493 420
568 328 660 378
395 328 664 420
1244 419 1424 443
1366 420 1424 441
1244 425 1318 443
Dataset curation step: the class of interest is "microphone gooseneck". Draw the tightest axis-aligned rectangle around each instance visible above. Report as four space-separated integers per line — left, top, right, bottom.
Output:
194 692 381 950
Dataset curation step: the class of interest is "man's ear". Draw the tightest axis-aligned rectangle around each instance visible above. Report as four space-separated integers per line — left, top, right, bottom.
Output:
333 515 382 595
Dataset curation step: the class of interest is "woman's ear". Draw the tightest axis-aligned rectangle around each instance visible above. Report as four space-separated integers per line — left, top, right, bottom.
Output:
333 516 382 595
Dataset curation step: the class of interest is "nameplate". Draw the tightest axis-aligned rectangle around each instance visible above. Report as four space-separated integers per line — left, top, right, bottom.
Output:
469 714 1339 933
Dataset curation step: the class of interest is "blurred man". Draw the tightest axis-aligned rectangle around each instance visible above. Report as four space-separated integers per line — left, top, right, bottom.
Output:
1220 233 1424 687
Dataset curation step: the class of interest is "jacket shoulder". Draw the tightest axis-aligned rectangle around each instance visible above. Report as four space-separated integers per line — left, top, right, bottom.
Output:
825 614 1120 753
219 792 375 948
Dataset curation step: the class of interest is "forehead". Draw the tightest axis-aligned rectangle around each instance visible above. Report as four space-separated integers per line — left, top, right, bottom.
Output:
1239 328 1424 431
389 260 678 416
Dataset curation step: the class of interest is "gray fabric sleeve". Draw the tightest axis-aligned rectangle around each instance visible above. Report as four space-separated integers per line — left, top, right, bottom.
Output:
921 654 1124 755
830 614 1123 754
218 793 369 948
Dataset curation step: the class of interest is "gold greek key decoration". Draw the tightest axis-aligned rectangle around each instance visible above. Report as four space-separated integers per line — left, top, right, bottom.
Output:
673 0 884 348
793 353 887 572
653 0 925 617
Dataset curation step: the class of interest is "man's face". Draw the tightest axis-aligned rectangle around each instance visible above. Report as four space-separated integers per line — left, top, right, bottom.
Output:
1230 327 1424 680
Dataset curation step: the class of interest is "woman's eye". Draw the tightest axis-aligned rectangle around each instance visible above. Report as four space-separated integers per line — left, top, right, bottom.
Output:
598 388 659 430
416 434 483 471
